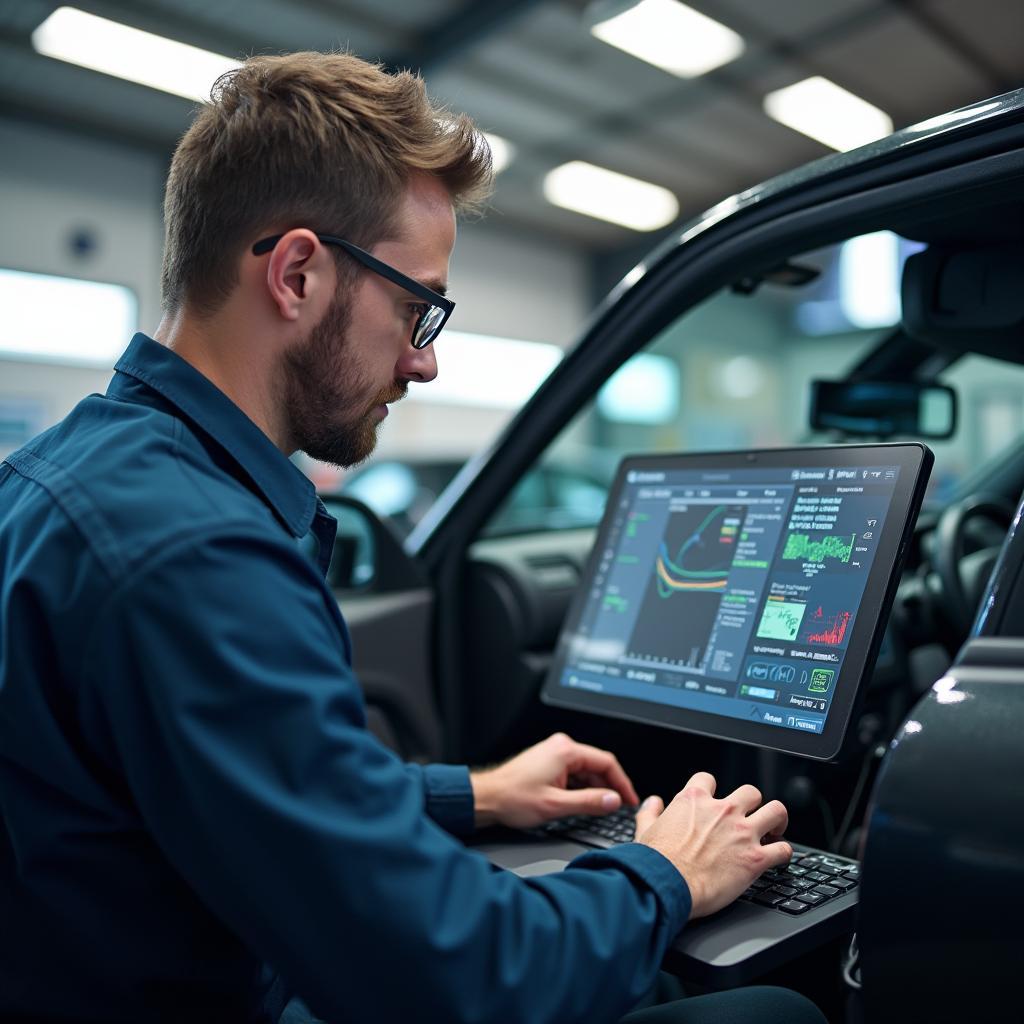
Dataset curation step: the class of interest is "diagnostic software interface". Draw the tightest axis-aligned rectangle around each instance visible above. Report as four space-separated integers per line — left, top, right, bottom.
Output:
553 457 907 738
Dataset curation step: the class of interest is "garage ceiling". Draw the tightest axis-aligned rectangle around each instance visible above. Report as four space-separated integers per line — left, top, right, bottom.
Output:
0 0 1021 258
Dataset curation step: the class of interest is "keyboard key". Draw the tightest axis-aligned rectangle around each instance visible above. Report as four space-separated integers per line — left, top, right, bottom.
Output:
819 858 849 872
805 871 830 882
749 878 771 891
770 885 798 897
830 876 857 892
841 865 861 880
812 884 839 897
753 892 786 908
778 899 812 915
787 878 815 892
796 891 825 906
784 865 809 877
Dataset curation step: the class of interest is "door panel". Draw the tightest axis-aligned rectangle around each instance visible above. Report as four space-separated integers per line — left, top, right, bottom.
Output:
340 589 441 761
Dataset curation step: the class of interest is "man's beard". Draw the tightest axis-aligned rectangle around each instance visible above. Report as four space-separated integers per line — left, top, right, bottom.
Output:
282 292 406 468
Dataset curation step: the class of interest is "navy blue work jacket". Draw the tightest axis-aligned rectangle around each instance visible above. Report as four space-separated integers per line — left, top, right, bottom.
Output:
0 333 691 1023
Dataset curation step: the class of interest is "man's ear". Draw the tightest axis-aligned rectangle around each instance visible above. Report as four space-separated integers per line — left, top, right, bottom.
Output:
264 229 334 322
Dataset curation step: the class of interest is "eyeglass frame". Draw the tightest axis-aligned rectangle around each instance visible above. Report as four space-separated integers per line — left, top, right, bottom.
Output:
251 232 454 349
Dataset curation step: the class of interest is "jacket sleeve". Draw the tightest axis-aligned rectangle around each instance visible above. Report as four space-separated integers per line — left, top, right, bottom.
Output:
79 528 691 1024
410 762 477 837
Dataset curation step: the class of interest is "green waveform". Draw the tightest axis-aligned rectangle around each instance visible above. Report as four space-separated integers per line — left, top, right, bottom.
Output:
782 532 855 563
757 600 806 642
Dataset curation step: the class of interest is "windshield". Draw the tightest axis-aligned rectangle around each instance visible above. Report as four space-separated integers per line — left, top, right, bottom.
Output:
486 235 1024 535
922 354 1024 501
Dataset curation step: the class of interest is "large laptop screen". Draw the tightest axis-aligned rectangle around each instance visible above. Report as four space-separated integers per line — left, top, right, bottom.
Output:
541 445 932 760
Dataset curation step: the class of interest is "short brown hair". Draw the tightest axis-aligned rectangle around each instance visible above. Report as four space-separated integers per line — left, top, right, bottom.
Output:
161 51 493 316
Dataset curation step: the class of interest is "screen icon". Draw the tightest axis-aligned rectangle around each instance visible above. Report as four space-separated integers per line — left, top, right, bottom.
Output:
808 668 834 693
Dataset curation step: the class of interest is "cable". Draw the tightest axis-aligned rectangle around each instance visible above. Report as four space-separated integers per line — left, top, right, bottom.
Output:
816 796 836 850
842 933 862 990
833 743 885 855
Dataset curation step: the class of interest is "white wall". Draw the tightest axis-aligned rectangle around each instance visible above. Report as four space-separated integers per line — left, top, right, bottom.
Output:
365 225 589 478
0 118 166 451
0 115 590 477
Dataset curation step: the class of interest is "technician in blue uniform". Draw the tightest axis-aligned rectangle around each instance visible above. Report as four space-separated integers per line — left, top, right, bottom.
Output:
0 51 824 1024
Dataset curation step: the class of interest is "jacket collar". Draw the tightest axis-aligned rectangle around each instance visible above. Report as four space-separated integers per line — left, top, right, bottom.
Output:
109 333 318 539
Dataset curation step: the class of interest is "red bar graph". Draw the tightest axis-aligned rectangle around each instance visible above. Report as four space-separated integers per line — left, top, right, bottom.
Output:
806 610 851 645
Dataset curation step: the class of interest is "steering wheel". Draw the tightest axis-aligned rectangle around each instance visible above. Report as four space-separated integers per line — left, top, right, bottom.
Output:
932 492 1016 642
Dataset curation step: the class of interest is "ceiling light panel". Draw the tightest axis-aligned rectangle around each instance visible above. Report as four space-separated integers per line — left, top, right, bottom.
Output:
543 161 679 231
763 76 893 152
591 0 745 78
32 7 240 104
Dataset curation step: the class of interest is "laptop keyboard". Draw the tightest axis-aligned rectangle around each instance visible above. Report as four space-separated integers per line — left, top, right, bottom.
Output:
535 806 640 847
534 808 859 916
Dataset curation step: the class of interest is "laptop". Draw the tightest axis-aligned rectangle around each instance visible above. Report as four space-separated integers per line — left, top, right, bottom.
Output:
475 443 932 988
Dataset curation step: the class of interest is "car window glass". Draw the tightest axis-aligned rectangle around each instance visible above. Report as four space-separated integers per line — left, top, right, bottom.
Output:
926 355 1024 501
486 467 551 535
483 234 1024 536
485 241 879 535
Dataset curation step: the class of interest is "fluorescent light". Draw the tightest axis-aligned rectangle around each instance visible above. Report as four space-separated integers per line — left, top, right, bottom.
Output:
591 0 744 78
32 7 240 103
0 268 136 366
483 132 514 175
764 76 893 152
543 161 678 231
406 331 562 410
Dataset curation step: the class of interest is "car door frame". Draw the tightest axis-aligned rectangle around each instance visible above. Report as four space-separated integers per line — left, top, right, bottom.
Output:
406 95 1024 762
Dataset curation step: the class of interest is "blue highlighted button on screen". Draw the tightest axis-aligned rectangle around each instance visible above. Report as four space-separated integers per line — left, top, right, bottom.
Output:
740 684 777 700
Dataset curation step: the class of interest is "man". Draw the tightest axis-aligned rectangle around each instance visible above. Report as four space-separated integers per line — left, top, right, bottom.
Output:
0 52 824 1023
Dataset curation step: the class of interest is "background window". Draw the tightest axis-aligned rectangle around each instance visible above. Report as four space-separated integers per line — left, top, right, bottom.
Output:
0 268 137 366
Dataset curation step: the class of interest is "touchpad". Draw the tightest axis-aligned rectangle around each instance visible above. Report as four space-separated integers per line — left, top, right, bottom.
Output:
511 858 570 878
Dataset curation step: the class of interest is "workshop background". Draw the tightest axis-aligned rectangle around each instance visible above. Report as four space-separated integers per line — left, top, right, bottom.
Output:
1 0 1021 509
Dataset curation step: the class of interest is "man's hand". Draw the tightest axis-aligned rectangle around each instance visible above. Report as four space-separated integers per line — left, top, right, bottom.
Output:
471 732 640 829
634 771 791 919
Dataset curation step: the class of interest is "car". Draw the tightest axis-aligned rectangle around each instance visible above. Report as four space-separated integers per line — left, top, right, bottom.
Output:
322 88 1024 1020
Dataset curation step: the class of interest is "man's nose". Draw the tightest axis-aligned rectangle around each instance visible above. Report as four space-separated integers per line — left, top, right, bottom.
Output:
398 343 438 383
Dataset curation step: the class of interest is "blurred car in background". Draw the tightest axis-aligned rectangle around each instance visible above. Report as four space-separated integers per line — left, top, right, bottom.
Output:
335 457 611 538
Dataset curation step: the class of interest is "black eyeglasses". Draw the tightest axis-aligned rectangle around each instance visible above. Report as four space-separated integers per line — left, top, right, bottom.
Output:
252 233 454 349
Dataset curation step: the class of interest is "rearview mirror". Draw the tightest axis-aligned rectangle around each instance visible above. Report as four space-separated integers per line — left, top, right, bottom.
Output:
809 379 957 439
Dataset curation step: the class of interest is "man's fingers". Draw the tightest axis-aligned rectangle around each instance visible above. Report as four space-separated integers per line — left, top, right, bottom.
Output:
567 743 639 806
633 795 663 837
728 784 763 814
546 786 622 818
681 771 717 797
759 838 794 871
746 798 789 840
